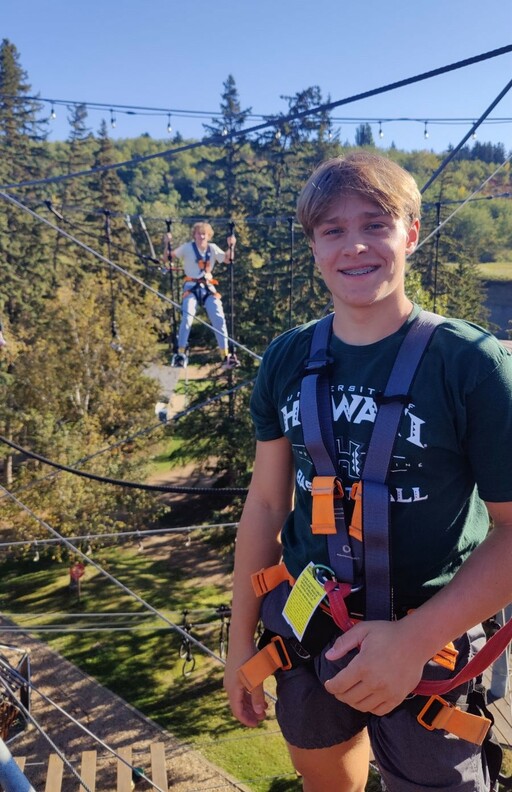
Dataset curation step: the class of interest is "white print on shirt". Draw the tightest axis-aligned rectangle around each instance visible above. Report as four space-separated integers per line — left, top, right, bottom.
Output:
295 467 428 503
287 383 429 502
282 390 426 449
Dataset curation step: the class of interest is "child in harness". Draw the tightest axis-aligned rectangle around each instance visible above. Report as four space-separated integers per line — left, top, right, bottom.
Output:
163 221 239 371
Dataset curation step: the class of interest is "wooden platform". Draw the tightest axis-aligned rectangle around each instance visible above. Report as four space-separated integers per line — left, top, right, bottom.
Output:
14 742 169 791
486 610 512 749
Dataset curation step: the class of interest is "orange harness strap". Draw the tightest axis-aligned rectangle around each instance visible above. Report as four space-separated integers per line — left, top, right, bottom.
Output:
184 276 219 285
311 476 343 535
251 564 294 597
237 636 291 692
417 695 491 745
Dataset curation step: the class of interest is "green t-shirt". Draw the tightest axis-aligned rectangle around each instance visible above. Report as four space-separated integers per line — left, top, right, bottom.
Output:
250 306 512 608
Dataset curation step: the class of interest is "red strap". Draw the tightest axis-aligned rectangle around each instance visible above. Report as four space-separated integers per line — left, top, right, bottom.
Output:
413 619 512 696
323 580 357 632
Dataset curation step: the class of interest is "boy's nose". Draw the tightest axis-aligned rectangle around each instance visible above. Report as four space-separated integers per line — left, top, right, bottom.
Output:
342 238 368 256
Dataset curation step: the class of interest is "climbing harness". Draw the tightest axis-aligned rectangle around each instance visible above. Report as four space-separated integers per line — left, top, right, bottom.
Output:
238 310 512 776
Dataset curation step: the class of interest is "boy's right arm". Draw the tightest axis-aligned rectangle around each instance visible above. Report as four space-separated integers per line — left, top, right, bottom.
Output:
224 437 294 727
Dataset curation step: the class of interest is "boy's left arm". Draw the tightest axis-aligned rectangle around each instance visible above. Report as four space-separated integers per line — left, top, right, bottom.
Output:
223 235 236 263
324 500 512 715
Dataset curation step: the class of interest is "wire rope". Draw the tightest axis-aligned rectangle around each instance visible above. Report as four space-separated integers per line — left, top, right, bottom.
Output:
1 45 510 191
0 660 166 792
0 485 228 666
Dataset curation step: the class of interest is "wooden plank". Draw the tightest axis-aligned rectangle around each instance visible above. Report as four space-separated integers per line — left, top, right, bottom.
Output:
14 756 26 771
117 746 133 792
79 750 97 792
150 742 168 791
44 754 63 792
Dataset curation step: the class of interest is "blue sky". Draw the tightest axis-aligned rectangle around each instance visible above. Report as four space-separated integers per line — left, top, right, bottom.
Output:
3 0 512 153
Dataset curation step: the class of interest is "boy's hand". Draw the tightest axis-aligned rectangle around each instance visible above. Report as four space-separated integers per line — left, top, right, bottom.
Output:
324 619 427 715
224 643 268 727
226 235 236 248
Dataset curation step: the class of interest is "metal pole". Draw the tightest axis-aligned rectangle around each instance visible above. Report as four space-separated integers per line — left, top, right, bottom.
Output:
0 738 35 792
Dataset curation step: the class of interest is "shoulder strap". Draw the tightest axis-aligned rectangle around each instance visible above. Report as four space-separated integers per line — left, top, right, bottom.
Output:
362 310 444 619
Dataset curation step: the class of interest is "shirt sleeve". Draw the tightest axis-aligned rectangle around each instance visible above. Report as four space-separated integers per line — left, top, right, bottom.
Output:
250 345 285 442
465 347 512 502
211 243 226 264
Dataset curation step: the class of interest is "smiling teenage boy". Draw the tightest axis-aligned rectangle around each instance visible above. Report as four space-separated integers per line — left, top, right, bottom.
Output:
224 152 512 791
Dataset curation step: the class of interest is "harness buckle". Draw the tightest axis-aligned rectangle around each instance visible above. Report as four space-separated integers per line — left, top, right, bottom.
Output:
269 635 292 671
417 694 445 730
303 352 334 374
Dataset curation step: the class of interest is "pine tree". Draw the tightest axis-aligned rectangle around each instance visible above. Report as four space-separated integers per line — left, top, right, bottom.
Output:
0 39 51 325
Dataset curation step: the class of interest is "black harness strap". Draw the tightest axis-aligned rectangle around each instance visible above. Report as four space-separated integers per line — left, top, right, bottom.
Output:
362 310 444 619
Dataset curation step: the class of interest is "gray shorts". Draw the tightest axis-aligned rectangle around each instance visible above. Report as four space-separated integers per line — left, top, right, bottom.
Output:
269 608 492 790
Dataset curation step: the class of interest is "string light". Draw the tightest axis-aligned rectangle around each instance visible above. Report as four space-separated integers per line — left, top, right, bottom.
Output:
424 121 429 140
110 109 116 129
378 122 384 139
167 114 172 134
274 128 282 141
32 542 40 562
50 104 56 120
221 126 228 136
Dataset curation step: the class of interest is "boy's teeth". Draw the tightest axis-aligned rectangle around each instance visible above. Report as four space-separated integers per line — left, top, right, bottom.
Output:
344 267 375 276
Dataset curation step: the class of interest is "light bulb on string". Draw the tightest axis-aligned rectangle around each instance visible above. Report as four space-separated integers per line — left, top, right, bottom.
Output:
110 109 116 129
472 124 477 140
423 121 429 140
275 128 282 141
222 126 228 136
33 542 40 562
378 122 384 139
167 114 172 134
50 104 56 120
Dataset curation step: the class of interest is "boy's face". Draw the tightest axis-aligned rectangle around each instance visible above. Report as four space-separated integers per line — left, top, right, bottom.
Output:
194 227 211 247
311 193 419 314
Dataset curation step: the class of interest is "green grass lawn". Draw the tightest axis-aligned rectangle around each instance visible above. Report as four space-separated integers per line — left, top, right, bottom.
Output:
477 261 512 282
0 546 303 791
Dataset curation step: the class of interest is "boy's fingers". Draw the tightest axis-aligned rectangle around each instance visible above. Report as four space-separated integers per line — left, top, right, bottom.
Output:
325 627 362 660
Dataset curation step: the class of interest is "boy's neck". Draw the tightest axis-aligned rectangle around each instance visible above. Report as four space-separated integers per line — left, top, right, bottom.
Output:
332 297 414 345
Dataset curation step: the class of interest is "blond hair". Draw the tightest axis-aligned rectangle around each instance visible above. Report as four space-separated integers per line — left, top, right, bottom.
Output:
192 221 214 240
297 152 421 239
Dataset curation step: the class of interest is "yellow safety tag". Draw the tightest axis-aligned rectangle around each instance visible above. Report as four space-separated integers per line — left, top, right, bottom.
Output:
282 562 325 640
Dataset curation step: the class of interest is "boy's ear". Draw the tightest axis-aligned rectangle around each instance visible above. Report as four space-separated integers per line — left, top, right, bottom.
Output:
405 219 420 254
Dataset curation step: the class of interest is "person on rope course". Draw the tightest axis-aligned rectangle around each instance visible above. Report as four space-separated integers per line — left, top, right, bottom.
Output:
0 320 6 349
223 151 512 792
162 221 239 371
